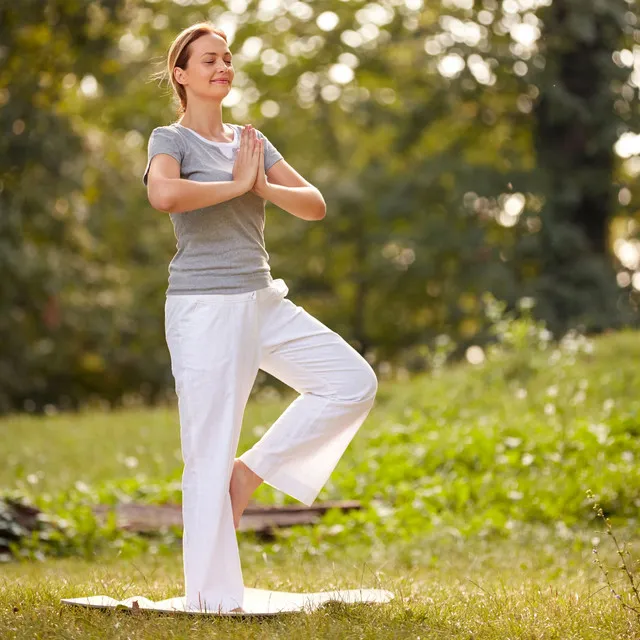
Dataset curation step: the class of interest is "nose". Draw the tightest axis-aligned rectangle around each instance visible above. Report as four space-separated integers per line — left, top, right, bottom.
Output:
216 59 230 73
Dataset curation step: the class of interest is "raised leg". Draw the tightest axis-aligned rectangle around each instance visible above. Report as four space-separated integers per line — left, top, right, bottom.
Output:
239 295 377 506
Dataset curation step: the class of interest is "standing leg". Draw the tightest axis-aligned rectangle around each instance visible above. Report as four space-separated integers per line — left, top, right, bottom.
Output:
165 291 260 612
238 281 378 506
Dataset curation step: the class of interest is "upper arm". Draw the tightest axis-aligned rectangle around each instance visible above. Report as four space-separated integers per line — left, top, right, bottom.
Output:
142 127 185 211
146 154 181 211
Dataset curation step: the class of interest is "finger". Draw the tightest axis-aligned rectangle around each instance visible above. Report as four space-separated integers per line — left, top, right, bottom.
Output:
246 125 255 152
240 126 249 155
236 127 243 157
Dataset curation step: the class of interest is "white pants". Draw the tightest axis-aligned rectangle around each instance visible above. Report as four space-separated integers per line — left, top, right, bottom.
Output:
164 278 378 613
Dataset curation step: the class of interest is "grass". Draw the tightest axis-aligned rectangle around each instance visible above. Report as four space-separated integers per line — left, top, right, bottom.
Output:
2 398 288 496
2 534 639 638
3 328 640 636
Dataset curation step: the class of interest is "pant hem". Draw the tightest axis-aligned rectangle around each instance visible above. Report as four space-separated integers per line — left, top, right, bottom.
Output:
238 450 319 506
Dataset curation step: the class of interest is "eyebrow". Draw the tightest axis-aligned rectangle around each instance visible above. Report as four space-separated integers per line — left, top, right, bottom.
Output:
200 51 232 57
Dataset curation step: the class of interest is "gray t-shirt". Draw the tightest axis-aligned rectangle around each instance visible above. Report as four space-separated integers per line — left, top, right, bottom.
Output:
142 122 283 295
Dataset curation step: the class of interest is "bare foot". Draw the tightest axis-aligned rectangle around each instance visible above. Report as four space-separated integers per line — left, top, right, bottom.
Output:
229 458 263 530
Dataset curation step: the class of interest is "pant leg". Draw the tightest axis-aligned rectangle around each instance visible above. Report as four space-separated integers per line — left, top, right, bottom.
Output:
238 280 378 506
165 290 260 612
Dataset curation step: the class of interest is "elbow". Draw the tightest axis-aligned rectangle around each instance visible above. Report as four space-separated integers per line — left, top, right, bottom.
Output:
311 192 326 220
149 195 173 213
148 183 175 212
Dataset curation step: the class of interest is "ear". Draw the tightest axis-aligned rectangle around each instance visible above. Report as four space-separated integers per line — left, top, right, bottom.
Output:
173 67 187 86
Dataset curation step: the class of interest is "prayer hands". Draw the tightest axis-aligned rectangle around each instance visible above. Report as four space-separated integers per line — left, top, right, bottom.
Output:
250 134 268 198
232 124 260 192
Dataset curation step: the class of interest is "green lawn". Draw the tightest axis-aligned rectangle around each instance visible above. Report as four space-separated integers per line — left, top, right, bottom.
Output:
2 399 290 496
1 535 637 639
3 329 640 637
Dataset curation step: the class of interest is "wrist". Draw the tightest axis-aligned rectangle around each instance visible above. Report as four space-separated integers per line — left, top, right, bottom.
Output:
255 180 272 199
235 177 253 195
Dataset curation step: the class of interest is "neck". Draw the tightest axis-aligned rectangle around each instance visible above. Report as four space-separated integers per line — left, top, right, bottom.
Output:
179 100 227 137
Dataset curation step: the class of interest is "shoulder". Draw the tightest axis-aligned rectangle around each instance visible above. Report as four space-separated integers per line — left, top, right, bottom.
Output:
149 123 184 139
147 124 187 151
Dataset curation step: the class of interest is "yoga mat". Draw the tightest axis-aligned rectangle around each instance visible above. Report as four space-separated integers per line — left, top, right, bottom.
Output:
61 587 395 617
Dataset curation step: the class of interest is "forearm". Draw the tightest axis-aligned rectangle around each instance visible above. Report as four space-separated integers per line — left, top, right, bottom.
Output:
153 178 248 213
261 183 326 220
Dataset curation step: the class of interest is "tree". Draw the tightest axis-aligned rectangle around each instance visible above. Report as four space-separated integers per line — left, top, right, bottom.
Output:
526 0 636 333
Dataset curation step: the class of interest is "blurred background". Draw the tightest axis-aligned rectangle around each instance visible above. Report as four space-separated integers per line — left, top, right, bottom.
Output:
1 0 639 416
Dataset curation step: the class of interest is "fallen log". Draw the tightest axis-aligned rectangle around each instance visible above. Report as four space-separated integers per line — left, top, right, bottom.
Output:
0 497 361 559
91 500 362 536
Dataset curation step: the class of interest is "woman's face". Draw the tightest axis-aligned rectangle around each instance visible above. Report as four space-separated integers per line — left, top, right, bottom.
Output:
175 32 234 101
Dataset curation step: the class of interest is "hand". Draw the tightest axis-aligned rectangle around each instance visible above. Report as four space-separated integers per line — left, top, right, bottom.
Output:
232 125 260 192
251 137 269 198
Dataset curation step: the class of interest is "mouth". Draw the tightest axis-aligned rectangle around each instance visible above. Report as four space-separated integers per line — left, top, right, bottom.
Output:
211 79 230 85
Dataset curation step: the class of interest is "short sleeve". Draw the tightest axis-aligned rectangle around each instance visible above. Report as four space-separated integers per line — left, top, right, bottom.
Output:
142 127 185 186
257 129 283 172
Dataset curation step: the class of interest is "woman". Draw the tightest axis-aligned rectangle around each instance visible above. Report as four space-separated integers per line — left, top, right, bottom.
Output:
143 22 378 614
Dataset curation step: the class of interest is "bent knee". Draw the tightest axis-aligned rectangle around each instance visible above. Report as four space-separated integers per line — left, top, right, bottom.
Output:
342 359 378 404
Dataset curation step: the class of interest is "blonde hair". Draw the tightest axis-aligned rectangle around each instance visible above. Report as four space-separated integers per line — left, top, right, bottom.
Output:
153 22 228 118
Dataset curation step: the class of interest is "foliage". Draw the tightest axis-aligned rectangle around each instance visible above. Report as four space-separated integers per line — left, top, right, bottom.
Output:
1 0 639 412
0 1 172 414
